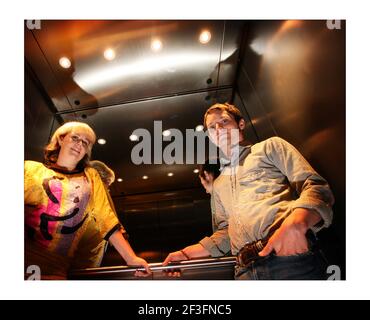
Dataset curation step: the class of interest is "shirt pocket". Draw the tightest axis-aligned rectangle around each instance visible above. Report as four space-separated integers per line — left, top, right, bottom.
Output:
239 169 265 184
239 169 273 201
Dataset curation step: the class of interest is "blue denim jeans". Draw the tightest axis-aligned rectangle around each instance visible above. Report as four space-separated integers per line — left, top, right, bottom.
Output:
235 249 328 280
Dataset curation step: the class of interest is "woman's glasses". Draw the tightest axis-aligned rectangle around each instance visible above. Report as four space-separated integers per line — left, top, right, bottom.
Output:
70 135 90 149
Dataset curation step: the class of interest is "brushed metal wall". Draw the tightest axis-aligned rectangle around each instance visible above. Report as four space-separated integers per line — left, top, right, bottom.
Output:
25 65 57 161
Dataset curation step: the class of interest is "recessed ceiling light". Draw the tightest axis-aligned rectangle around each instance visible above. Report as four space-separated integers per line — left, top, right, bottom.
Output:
167 172 174 177
151 39 162 51
129 134 139 141
104 48 116 61
195 125 204 132
117 178 123 182
162 130 171 137
199 30 212 44
59 57 71 69
193 169 199 174
97 138 106 145
142 175 148 180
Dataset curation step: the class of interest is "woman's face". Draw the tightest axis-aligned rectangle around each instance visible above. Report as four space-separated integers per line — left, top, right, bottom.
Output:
58 131 92 165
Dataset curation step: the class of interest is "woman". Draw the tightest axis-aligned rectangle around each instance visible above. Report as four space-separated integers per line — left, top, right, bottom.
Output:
24 121 150 279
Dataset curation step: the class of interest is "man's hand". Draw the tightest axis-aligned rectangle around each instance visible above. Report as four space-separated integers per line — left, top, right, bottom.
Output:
259 208 321 257
162 251 188 277
127 256 151 277
162 244 211 277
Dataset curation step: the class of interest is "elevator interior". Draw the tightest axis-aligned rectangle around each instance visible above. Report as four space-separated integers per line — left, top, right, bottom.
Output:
25 20 345 279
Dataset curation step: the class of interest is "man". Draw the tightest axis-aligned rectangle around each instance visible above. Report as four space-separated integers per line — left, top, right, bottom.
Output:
163 103 334 280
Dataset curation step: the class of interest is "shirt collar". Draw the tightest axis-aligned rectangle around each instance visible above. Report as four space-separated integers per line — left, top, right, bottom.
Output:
219 140 252 170
44 161 84 174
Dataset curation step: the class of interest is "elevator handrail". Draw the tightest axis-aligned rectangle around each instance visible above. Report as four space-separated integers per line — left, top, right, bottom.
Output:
69 256 236 278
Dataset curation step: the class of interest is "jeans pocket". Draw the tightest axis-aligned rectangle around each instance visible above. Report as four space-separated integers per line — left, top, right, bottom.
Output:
269 250 327 280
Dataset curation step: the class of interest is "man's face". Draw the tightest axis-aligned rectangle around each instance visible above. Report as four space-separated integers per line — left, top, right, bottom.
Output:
205 110 243 149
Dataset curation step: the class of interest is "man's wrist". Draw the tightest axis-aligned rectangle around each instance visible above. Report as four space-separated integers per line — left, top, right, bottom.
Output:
180 249 190 260
294 220 310 234
291 208 320 232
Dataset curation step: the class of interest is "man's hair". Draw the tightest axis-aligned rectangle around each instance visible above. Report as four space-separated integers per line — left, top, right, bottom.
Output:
203 102 244 129
89 160 115 186
44 121 96 169
199 158 221 180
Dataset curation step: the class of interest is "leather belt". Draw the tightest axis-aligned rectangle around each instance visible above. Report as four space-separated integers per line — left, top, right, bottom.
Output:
236 227 318 268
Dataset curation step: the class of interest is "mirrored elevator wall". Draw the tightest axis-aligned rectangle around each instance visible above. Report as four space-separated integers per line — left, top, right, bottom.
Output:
235 20 345 276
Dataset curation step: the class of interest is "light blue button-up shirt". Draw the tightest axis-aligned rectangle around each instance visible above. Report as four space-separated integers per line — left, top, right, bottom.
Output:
200 136 334 256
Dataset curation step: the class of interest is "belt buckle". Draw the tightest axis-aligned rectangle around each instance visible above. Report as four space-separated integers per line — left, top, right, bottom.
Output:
237 239 265 267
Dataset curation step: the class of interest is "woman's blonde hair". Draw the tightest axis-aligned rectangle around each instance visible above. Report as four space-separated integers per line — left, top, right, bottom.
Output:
44 121 96 169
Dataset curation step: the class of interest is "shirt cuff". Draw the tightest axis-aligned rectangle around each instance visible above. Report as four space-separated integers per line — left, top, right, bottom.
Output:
291 200 333 233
